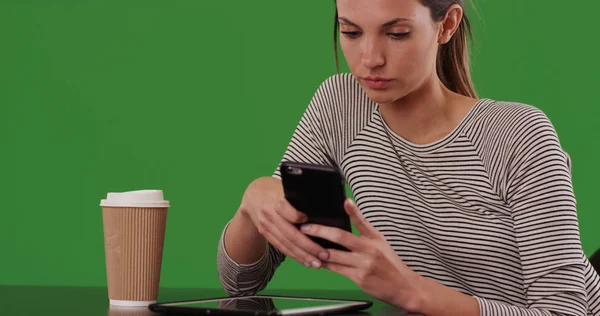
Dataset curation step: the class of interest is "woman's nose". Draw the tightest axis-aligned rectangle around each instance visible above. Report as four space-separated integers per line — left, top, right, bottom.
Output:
361 39 385 69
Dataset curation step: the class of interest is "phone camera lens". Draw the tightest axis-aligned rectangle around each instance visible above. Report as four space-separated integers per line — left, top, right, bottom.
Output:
287 167 302 176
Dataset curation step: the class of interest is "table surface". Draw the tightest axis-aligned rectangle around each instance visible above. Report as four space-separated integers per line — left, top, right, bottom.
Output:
0 286 422 316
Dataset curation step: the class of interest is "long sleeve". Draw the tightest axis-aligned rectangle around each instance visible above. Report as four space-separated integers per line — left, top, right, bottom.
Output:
216 221 286 296
216 77 339 296
272 76 343 179
474 109 587 315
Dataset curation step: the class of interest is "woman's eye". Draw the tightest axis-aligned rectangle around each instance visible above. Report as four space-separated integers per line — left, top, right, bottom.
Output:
341 31 361 39
388 32 410 40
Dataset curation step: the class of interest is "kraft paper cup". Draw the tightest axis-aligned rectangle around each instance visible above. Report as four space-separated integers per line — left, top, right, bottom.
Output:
101 190 170 307
107 306 155 316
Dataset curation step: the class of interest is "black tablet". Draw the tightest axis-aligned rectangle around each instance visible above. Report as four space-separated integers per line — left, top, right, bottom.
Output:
148 295 373 316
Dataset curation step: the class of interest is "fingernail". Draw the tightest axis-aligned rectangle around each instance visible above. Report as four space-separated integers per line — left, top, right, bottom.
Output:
304 262 311 268
318 252 328 260
311 261 321 269
348 199 356 207
301 224 311 232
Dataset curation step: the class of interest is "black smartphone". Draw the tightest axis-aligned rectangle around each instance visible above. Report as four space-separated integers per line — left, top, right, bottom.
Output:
280 162 352 252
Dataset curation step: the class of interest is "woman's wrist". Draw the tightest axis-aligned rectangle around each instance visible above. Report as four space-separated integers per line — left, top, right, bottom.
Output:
395 272 428 313
402 275 480 316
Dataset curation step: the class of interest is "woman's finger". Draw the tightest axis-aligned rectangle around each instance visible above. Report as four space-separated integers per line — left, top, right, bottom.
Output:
261 228 296 262
265 214 324 268
321 261 355 280
276 198 308 224
344 199 379 238
325 248 363 267
275 201 331 261
300 223 364 252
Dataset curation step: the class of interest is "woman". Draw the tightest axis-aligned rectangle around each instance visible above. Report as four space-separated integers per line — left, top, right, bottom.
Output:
217 0 600 315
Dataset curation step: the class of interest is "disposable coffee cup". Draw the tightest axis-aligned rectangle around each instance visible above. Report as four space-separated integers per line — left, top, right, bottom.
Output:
101 190 170 307
107 306 155 316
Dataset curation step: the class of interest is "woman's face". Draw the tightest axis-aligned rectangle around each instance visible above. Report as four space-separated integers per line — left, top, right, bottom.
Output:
336 0 443 105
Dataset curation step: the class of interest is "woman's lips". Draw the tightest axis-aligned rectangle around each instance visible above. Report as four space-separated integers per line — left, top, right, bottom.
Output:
363 77 392 89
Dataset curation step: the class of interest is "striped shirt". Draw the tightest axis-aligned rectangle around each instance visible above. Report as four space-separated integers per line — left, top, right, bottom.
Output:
217 73 600 316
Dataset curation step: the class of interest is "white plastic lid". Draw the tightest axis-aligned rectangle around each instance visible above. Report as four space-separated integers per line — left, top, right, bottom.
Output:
100 190 170 208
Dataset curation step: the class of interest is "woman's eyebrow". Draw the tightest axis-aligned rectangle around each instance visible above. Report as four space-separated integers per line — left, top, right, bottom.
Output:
338 16 413 28
382 17 413 27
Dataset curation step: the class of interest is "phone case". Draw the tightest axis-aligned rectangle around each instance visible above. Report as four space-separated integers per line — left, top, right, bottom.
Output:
280 162 352 251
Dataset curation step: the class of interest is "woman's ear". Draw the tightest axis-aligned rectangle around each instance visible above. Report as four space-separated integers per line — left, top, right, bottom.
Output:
438 4 463 44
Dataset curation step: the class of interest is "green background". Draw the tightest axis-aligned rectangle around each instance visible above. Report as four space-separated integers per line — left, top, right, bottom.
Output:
1 0 598 291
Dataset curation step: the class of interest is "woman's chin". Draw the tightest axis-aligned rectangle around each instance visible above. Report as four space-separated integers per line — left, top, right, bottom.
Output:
363 89 403 105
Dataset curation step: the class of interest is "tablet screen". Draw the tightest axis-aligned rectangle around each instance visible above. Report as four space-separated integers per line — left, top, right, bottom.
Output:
160 296 363 314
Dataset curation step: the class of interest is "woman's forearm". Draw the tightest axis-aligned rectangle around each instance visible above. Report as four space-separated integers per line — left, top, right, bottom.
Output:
223 209 267 265
224 176 283 264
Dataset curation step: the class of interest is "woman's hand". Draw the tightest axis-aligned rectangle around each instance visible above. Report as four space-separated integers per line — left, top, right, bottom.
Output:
238 177 330 268
299 199 424 311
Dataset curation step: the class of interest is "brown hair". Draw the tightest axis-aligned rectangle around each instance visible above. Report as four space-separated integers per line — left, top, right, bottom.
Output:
333 0 477 98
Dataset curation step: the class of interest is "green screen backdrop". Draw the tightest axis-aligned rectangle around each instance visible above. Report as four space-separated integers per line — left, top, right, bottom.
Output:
1 0 599 291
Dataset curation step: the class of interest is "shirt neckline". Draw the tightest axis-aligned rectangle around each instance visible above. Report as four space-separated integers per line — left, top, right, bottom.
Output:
375 98 490 154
